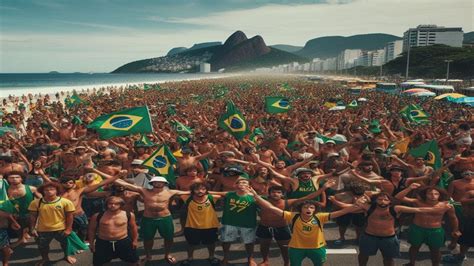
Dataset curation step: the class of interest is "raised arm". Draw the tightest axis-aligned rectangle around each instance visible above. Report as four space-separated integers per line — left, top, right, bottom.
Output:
250 189 284 217
394 183 421 204
288 179 336 207
82 171 124 194
285 154 315 173
114 178 144 194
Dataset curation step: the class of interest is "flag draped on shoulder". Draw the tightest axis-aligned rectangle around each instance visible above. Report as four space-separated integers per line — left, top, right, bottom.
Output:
87 106 153 139
265 96 290 113
142 145 177 184
218 101 249 140
408 140 441 169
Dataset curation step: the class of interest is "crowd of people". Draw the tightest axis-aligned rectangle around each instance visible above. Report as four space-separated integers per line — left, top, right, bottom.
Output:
0 75 473 266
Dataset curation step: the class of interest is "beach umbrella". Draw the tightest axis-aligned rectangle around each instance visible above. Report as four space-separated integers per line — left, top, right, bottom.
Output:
412 91 436 97
449 97 474 103
403 88 431 94
357 97 367 102
329 106 346 111
434 93 466 100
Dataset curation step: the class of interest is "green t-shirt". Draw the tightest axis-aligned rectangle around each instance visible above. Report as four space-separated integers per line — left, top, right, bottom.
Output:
222 191 257 228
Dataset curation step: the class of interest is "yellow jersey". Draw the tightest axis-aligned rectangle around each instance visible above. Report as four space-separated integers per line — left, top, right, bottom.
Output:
28 197 75 232
185 195 219 229
283 211 330 249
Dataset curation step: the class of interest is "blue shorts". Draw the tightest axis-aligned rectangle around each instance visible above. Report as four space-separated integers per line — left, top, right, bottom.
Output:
359 232 400 258
0 229 9 249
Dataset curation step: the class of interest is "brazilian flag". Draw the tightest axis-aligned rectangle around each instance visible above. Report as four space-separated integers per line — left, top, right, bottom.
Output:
87 106 153 139
265 97 290 113
249 128 264 143
171 120 193 136
65 94 83 108
218 101 249 140
347 100 358 108
166 105 176 116
135 134 155 147
409 140 442 169
142 145 177 184
214 86 229 99
279 83 293 91
400 104 429 124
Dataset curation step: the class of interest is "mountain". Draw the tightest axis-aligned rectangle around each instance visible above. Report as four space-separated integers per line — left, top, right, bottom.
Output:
464 32 474 44
166 47 187 56
296 33 402 59
350 45 474 79
166 42 222 56
271 44 303 53
112 31 306 73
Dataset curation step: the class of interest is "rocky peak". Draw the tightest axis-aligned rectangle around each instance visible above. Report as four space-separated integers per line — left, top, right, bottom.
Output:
223 30 248 50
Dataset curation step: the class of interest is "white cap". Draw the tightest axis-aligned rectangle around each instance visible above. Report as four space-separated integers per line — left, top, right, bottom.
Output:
149 176 169 184
131 159 144 165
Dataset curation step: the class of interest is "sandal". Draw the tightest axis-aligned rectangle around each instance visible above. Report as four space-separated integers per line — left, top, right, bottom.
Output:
165 255 177 265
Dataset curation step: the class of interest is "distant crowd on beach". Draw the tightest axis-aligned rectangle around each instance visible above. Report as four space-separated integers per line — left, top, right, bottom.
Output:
0 75 473 266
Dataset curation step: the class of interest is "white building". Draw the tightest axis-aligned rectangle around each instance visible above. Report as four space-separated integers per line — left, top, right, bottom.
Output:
384 40 403 63
337 49 362 70
322 58 337 71
403 25 463 51
199 63 211 73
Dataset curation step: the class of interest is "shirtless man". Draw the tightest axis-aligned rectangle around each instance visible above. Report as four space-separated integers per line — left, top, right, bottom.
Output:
114 176 190 264
176 166 205 191
96 141 116 161
88 196 139 266
176 146 215 176
357 192 451 266
74 145 97 169
61 172 121 240
213 165 246 192
392 156 434 180
396 183 460 266
257 145 278 164
5 172 40 246
257 181 336 266
249 167 281 196
111 184 142 213
47 118 75 144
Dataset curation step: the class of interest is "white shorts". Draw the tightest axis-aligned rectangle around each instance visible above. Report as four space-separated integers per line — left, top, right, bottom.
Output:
220 224 256 244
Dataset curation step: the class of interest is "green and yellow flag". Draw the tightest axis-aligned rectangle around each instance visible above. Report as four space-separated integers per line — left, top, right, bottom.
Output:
347 100 358 108
87 106 153 139
135 134 155 147
218 101 249 140
171 120 193 136
409 140 442 169
265 96 290 113
65 94 83 107
400 104 429 124
142 145 177 184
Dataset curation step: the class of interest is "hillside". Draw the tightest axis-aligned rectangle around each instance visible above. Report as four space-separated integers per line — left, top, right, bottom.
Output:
270 44 303 53
350 45 474 79
112 31 305 73
295 33 401 59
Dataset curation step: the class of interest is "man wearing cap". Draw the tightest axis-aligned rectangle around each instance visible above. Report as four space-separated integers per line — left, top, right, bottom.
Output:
114 175 190 264
213 165 246 192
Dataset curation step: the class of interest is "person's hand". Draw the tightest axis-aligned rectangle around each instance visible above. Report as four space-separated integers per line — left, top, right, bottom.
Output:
11 221 21 231
90 242 95 253
328 195 336 202
63 228 72 237
30 229 39 237
451 230 462 239
323 179 337 189
447 241 457 250
409 183 421 190
132 240 138 250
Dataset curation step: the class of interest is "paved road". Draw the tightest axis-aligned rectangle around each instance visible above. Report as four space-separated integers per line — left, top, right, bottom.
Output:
8 219 474 265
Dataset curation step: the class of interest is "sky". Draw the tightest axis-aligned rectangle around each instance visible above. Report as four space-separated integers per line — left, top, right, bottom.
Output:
1 0 472 73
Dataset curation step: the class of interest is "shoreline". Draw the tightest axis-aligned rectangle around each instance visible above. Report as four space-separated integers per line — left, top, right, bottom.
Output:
0 73 238 98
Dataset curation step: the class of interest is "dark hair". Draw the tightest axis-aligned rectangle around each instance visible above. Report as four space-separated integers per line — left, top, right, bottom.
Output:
371 192 393 204
60 176 75 183
296 200 318 212
268 185 285 194
459 123 470 131
190 182 209 195
418 186 449 202
105 196 125 208
37 182 63 195
5 171 26 180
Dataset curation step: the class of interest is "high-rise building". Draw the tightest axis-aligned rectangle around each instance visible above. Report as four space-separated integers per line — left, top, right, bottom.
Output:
384 40 403 63
402 25 463 51
337 49 362 69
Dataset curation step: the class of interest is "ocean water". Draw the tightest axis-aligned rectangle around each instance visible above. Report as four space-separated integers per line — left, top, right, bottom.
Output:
0 73 229 97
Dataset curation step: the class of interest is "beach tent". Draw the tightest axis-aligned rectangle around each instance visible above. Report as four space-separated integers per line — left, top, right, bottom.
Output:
357 97 368 102
411 91 436 97
434 93 466 100
403 88 431 94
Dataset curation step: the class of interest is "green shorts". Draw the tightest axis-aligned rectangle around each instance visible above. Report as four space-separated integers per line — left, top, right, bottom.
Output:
140 215 174 241
289 247 326 266
408 224 445 248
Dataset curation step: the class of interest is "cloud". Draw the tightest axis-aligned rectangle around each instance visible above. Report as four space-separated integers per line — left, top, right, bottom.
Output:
57 20 135 32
